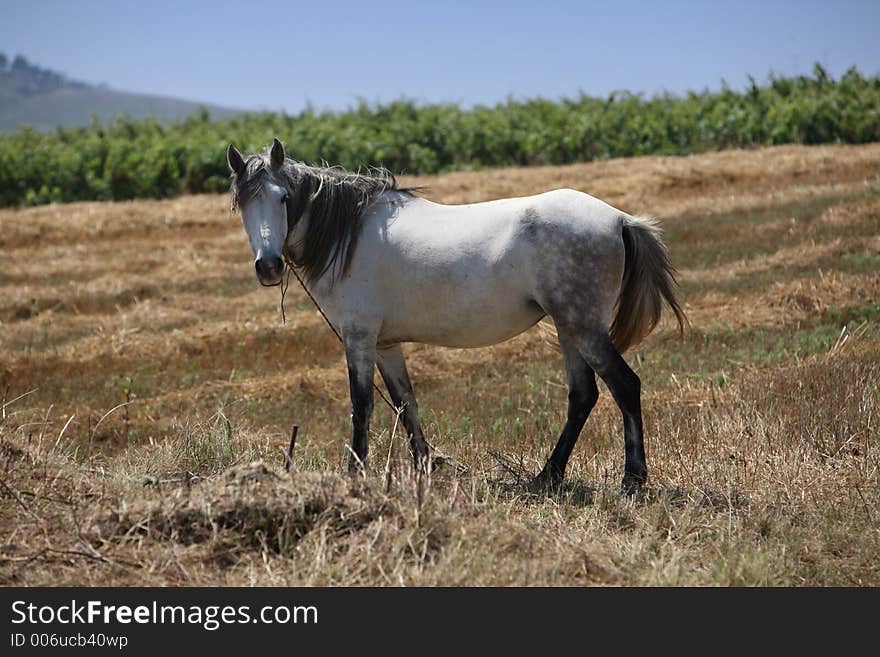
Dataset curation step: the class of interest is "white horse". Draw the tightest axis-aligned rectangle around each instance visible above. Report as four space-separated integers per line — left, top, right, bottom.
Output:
227 139 685 492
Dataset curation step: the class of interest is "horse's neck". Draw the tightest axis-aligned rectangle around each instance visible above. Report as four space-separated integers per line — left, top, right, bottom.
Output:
284 210 310 264
285 189 405 264
283 209 348 307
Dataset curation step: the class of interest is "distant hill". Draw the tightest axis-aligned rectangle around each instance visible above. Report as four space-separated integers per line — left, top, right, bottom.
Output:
0 53 242 131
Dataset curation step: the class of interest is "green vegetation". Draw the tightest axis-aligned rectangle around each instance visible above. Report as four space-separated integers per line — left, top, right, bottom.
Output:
2 64 879 207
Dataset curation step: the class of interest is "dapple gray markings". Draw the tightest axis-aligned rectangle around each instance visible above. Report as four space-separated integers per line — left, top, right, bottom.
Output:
228 139 685 492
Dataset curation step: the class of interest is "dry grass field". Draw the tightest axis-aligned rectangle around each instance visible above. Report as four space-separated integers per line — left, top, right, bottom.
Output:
1 144 878 586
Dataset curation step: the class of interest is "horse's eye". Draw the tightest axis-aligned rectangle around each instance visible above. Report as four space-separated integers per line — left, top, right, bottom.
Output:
281 194 289 204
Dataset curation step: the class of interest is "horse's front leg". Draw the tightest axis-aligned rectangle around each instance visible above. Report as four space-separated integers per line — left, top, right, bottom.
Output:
377 344 429 469
343 328 377 474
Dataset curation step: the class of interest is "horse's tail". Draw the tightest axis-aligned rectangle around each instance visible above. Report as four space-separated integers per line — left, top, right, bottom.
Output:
609 214 687 353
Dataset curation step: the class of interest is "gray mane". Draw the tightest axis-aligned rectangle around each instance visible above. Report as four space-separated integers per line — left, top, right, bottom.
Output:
230 150 418 284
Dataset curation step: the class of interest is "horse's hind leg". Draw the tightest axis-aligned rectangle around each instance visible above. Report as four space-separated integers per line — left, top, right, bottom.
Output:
575 330 647 494
532 330 599 489
377 344 429 469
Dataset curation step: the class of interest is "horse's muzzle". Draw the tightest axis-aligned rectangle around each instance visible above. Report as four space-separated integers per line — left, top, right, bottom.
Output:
255 255 284 286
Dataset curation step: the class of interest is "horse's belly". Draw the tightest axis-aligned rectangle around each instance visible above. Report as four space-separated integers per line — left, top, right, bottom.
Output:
378 292 545 349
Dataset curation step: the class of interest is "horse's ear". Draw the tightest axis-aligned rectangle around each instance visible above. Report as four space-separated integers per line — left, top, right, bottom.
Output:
270 138 285 169
227 143 245 176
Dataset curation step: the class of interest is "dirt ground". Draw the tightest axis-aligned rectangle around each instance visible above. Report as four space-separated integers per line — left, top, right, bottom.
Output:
1 143 878 585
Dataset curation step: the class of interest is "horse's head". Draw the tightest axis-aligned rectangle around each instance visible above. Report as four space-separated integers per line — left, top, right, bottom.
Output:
227 138 290 286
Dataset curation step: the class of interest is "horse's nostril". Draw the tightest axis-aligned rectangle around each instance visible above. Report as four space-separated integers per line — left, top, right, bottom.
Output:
255 256 283 281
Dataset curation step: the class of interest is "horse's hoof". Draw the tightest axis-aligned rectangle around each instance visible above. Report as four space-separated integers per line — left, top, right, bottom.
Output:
620 471 647 497
529 461 565 493
527 472 562 494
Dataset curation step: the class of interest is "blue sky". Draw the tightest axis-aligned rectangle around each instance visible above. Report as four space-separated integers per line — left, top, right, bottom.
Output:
2 0 878 113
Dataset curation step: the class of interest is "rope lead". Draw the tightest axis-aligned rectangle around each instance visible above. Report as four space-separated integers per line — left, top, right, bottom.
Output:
280 257 397 412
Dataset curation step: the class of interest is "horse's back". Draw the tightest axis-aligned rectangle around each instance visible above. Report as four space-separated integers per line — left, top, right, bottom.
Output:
380 188 623 252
